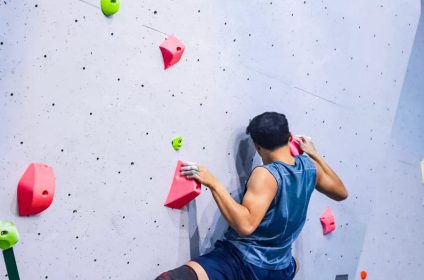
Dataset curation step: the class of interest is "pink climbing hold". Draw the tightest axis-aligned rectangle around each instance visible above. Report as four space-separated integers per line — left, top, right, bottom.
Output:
17 163 56 216
164 160 201 209
159 35 185 70
320 207 336 235
289 134 303 156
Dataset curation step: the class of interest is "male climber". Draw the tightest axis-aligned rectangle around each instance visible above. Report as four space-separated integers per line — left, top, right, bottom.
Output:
155 112 348 280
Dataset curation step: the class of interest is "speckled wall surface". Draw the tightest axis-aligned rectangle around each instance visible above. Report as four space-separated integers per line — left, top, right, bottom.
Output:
0 0 422 279
355 2 424 279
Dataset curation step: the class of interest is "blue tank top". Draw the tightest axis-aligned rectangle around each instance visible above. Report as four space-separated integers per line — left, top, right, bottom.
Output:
225 154 317 270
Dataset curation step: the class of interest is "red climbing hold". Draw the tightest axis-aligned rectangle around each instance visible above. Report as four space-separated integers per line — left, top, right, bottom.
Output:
289 134 303 156
320 207 336 235
164 160 201 209
159 35 185 70
17 163 56 216
360 271 368 279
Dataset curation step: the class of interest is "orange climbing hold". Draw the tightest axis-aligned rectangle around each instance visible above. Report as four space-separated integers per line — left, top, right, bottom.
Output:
159 35 185 70
17 163 56 216
320 207 336 235
164 160 201 209
360 270 368 279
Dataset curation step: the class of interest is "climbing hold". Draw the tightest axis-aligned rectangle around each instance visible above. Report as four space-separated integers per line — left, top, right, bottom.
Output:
421 159 424 184
320 207 336 235
0 221 19 251
289 134 303 156
172 136 183 151
101 0 120 16
164 160 201 209
360 270 368 279
159 35 185 70
17 163 56 216
1 221 20 279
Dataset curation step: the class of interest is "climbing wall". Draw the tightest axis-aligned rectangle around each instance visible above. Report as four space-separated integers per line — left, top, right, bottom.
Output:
355 2 424 279
0 0 422 279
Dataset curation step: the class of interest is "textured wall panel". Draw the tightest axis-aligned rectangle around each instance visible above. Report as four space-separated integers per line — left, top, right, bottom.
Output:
0 0 421 279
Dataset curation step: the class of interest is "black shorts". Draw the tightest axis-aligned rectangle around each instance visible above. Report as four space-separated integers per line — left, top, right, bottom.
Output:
192 240 297 280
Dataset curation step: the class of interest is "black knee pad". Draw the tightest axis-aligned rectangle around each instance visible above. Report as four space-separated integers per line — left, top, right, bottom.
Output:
155 265 198 280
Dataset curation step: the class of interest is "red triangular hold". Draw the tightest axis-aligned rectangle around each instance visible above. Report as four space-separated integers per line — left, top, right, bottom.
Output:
17 163 56 216
164 160 201 209
320 207 336 235
289 133 303 156
159 35 185 70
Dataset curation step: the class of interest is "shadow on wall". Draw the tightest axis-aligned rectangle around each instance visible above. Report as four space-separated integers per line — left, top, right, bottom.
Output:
188 133 257 258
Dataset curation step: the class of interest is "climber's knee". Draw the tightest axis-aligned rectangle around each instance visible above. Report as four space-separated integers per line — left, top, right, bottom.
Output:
155 265 198 280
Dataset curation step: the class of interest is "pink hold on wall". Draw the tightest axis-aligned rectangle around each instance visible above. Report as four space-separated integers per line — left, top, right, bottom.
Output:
17 163 56 216
320 207 336 235
289 133 303 156
164 160 201 209
159 35 185 70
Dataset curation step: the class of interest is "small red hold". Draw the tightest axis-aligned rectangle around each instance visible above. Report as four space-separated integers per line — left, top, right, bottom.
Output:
289 134 303 156
159 35 185 70
17 163 56 216
320 207 336 235
164 160 201 209
360 271 368 279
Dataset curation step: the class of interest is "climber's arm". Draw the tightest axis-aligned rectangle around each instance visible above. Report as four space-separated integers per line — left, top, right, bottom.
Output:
181 163 277 236
311 155 348 201
297 136 348 201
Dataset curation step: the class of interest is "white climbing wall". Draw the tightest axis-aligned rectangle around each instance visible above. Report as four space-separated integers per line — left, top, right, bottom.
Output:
0 0 423 279
355 2 424 279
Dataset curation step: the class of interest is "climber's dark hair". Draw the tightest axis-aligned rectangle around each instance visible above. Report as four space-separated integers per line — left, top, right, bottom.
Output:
246 112 290 150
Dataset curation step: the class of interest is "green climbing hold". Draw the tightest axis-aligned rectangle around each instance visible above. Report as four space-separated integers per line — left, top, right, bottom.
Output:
0 221 19 251
172 136 183 151
101 0 120 16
